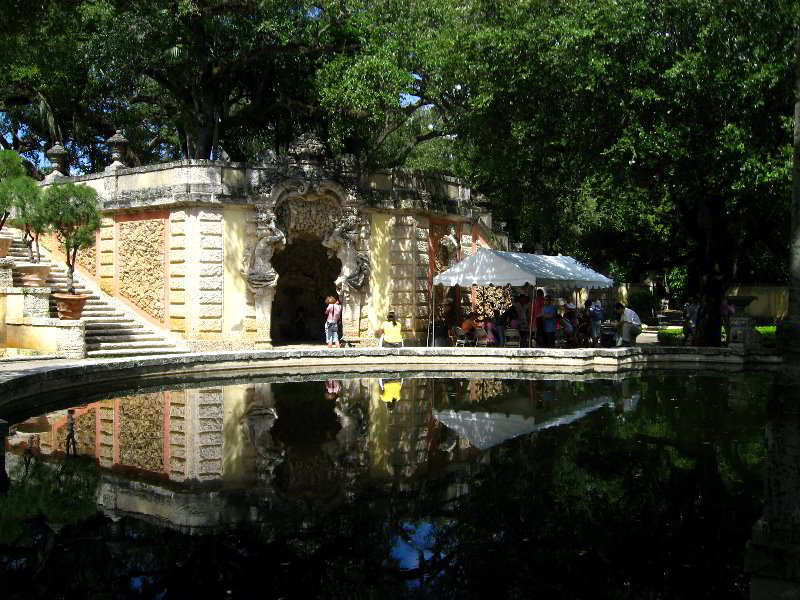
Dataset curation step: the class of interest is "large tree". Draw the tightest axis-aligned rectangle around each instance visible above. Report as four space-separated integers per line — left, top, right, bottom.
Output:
424 0 795 345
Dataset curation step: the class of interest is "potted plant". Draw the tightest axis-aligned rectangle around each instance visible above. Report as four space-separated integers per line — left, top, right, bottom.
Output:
6 175 53 286
40 182 100 319
0 150 29 257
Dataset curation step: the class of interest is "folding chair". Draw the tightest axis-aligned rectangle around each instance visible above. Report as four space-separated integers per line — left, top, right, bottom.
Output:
504 328 521 348
474 328 489 347
453 326 470 347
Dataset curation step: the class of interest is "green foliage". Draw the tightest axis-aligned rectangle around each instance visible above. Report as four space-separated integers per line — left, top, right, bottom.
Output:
755 325 776 348
0 458 99 545
40 182 100 292
665 265 690 306
627 288 659 320
0 150 28 228
657 327 685 345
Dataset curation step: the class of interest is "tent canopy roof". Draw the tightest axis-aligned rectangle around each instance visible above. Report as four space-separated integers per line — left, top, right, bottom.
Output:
432 248 613 289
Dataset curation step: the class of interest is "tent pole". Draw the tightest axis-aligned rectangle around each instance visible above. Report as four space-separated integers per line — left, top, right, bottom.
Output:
529 281 536 347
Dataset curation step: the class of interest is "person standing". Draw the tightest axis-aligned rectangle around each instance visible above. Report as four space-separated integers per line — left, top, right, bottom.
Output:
614 302 642 346
587 297 603 346
541 295 558 348
324 295 342 348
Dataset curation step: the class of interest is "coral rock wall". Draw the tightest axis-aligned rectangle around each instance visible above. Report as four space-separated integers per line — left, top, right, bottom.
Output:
119 392 165 472
119 219 165 321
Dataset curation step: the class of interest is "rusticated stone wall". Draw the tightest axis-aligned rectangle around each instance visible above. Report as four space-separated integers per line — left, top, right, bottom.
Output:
168 390 187 481
119 218 165 322
98 400 114 468
39 232 97 276
168 210 187 335
76 241 96 276
98 217 115 294
197 209 224 337
119 392 165 472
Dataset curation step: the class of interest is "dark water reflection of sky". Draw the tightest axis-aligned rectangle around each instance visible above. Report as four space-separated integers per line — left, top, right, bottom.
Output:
1 371 771 599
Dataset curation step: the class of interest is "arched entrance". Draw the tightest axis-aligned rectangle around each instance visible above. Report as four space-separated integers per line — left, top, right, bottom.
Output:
270 236 341 344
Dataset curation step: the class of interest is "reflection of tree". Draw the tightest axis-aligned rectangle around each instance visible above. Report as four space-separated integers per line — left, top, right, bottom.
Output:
0 373 768 598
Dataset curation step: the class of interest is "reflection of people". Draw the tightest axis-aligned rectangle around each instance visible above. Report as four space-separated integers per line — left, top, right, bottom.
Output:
614 302 642 346
379 378 403 411
65 409 77 455
378 310 403 347
325 379 341 400
324 295 342 348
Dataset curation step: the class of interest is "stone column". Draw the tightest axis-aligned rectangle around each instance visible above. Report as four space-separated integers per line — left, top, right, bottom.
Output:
254 287 276 348
341 290 363 345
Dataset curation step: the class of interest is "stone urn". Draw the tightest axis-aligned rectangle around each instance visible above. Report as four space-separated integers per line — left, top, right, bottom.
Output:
52 292 90 320
16 263 51 287
0 237 11 258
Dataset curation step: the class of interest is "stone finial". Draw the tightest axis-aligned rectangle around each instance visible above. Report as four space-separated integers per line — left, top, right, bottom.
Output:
512 242 523 252
108 130 128 162
534 243 544 255
46 142 69 175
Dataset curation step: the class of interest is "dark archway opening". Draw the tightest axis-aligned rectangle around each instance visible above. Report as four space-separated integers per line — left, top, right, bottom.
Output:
271 236 341 344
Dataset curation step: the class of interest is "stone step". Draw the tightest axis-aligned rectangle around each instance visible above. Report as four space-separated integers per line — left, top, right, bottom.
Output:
84 321 145 330
86 333 164 343
86 348 189 358
86 341 181 351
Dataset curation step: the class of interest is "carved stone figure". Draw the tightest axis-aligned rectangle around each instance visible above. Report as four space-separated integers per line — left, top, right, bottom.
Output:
241 212 287 293
440 225 460 267
322 215 370 293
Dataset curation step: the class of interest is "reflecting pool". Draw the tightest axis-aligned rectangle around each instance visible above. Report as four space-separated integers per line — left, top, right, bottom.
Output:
0 371 771 598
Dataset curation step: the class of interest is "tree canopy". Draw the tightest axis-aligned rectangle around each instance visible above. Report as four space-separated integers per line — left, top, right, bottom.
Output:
1 0 796 343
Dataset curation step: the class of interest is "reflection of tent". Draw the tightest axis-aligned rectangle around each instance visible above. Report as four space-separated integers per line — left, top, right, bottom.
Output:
433 396 612 450
429 249 613 345
432 248 614 288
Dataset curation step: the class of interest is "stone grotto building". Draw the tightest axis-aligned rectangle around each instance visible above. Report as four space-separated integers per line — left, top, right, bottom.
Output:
39 134 508 349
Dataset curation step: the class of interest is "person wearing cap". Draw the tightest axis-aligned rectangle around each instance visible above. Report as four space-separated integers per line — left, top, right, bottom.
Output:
379 310 403 347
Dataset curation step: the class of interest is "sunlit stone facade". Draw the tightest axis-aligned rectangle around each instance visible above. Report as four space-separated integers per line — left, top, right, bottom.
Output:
40 136 507 348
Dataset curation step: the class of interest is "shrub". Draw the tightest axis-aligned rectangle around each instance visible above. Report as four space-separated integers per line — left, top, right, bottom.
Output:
755 326 776 348
657 327 684 345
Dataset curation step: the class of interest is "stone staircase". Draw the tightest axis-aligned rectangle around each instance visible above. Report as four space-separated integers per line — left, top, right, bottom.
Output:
7 233 188 358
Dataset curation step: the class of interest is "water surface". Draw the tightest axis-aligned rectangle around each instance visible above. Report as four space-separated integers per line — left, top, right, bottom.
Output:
0 371 769 598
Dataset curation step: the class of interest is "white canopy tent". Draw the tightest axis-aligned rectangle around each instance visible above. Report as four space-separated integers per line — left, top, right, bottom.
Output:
429 249 614 346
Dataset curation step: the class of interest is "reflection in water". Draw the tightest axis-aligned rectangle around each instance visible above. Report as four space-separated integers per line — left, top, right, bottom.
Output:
0 372 770 598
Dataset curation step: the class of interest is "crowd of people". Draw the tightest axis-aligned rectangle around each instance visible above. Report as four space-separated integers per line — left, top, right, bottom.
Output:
451 293 642 348
323 291 650 349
